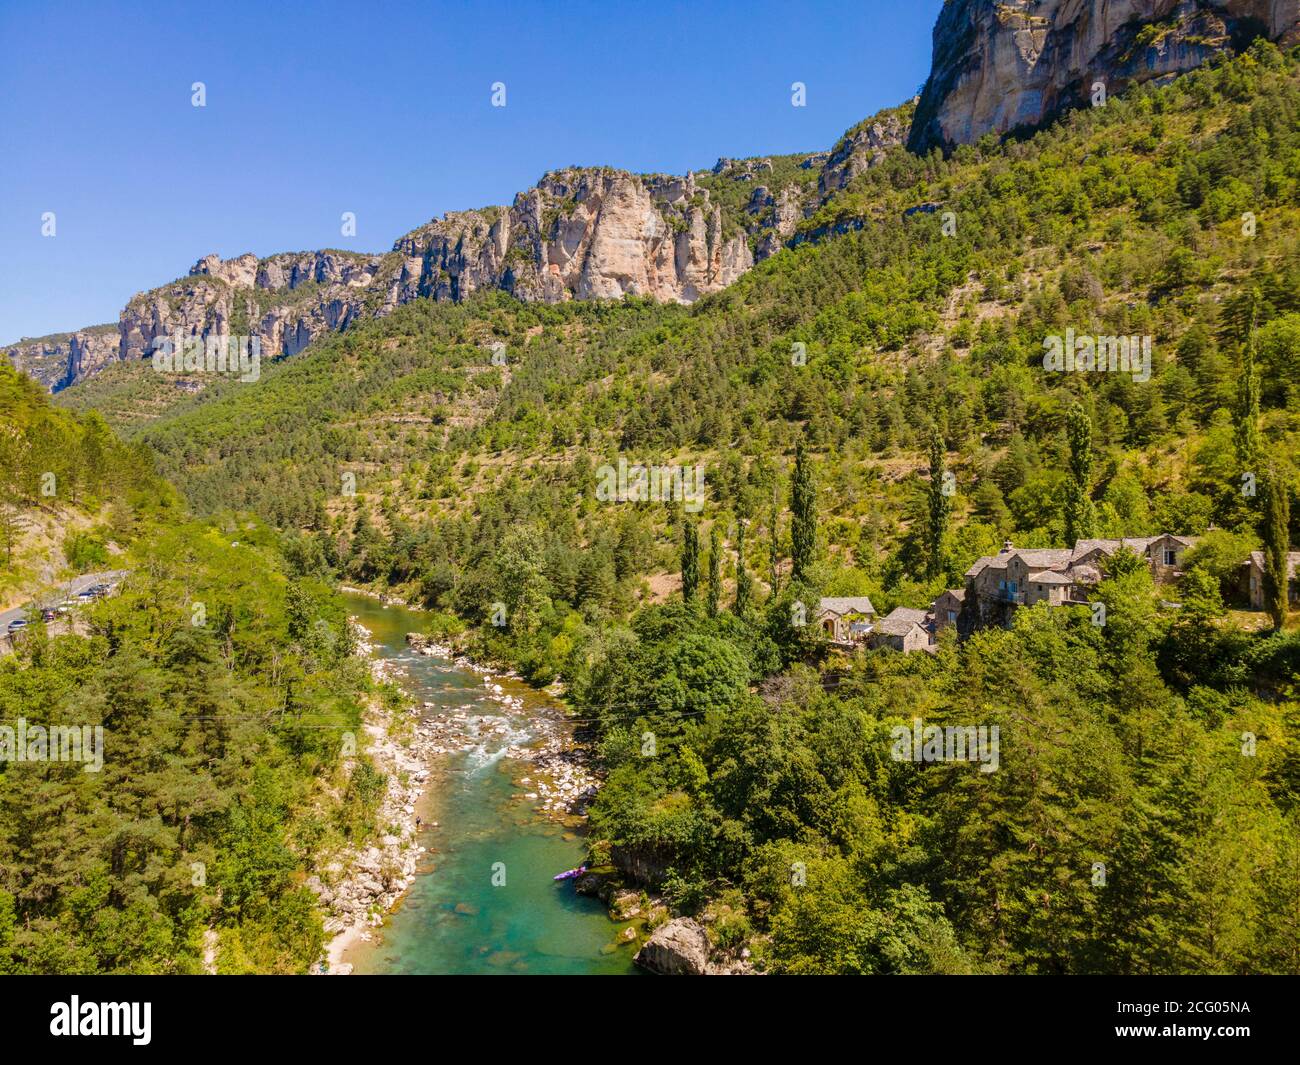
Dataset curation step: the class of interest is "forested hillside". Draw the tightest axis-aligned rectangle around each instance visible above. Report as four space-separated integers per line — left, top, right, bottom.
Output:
0 369 400 974
44 41 1300 973
0 363 167 605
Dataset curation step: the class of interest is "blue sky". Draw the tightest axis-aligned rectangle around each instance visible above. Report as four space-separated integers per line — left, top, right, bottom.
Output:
0 0 938 341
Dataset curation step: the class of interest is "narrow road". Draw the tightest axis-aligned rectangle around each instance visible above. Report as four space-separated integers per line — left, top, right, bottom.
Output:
0 569 128 634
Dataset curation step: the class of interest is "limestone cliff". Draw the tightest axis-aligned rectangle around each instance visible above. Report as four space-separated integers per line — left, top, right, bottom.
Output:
909 0 1300 155
118 250 384 364
7 133 908 391
4 326 118 391
388 168 754 306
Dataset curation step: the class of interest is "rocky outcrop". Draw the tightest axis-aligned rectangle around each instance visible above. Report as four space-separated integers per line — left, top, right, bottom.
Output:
388 168 753 306
635 918 712 975
26 167 764 392
118 249 384 365
909 0 1300 154
820 114 906 196
611 842 673 886
14 117 913 392
747 184 808 260
4 326 118 391
633 917 755 975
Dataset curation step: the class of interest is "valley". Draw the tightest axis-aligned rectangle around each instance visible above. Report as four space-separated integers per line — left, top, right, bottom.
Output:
2 1 1299 981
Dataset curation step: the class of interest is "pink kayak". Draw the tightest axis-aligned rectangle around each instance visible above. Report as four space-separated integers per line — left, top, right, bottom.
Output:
553 865 587 881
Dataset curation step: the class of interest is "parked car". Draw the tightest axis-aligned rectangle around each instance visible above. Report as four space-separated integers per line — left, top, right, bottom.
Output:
7 619 27 634
75 591 97 603
40 609 57 622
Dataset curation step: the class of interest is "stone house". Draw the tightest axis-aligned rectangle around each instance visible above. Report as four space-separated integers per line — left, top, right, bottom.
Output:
815 596 877 646
933 588 964 632
1070 534 1197 583
946 533 1198 634
964 543 1078 609
1243 550 1300 610
871 606 933 653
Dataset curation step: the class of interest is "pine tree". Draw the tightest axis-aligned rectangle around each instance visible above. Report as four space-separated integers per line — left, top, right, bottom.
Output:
925 428 950 579
706 522 721 618
0 501 19 567
1063 402 1096 546
681 519 699 604
767 498 781 595
735 520 753 616
1263 466 1291 632
791 439 816 585
1233 290 1262 477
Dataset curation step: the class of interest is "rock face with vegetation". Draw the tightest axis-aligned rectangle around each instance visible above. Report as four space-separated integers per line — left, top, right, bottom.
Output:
118 250 385 364
390 168 754 305
4 326 118 391
634 918 712 975
909 0 1300 154
13 3 1300 395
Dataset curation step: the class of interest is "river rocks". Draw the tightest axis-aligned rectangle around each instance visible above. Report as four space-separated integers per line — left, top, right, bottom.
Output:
634 918 711 975
633 917 758 976
316 618 441 974
609 889 643 921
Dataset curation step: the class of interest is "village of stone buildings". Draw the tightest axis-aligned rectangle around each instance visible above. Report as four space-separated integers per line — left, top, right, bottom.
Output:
814 535 1300 655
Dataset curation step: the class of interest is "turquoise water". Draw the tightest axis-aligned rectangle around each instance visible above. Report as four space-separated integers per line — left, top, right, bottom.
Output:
342 594 638 975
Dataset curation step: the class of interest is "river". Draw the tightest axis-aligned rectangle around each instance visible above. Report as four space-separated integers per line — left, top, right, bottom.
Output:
340 593 639 975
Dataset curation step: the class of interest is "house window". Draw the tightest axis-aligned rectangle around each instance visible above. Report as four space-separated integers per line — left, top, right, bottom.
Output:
1163 549 1176 566
947 611 956 622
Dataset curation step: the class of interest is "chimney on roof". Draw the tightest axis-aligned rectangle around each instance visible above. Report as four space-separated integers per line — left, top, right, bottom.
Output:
1001 540 1013 553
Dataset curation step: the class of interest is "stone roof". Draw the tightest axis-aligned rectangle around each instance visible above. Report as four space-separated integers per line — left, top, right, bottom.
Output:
1247 551 1300 578
966 545 1071 577
1070 534 1197 564
967 536 1200 587
876 606 930 636
817 596 876 617
1065 563 1102 584
1013 548 1074 568
1026 570 1072 585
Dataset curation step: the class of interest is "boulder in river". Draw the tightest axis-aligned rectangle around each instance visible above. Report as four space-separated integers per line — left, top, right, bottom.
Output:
634 918 710 975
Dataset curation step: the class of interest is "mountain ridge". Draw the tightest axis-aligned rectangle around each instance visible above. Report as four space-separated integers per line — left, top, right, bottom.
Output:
11 2 1300 394
4 140 895 392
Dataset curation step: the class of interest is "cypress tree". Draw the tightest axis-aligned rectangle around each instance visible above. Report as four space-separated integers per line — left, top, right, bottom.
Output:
768 498 781 595
706 522 721 618
1263 467 1291 632
1064 401 1097 545
735 520 753 616
925 428 951 578
681 519 699 604
791 439 816 585
1234 290 1262 477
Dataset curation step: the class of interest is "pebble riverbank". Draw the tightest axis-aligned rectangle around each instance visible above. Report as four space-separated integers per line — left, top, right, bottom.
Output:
315 619 601 974
405 633 601 820
315 621 439 974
